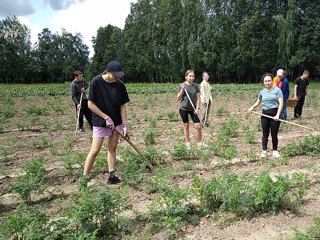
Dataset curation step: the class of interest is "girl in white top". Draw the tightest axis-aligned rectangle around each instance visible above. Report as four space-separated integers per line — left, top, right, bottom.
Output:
200 71 213 127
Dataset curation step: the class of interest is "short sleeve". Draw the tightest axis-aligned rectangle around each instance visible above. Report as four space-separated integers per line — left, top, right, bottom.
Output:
258 91 262 101
120 83 130 105
277 88 283 98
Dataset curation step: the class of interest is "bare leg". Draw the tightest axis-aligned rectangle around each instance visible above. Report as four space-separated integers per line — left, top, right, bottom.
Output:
195 123 202 143
83 137 104 175
183 122 190 143
107 131 120 172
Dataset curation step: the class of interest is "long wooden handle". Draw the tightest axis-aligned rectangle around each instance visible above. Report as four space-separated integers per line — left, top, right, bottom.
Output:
113 128 156 173
251 111 314 130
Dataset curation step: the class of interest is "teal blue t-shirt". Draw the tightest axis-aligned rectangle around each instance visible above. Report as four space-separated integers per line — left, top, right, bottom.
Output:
258 87 283 110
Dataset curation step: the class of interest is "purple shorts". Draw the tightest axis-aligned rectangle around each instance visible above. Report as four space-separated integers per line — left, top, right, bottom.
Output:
92 125 125 138
92 126 113 138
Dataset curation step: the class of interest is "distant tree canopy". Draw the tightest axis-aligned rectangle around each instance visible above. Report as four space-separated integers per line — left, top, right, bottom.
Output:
1 0 320 83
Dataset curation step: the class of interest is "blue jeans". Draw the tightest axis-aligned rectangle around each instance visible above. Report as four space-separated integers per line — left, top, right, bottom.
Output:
281 100 287 120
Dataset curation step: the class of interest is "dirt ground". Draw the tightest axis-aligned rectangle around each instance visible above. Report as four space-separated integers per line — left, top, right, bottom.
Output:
0 89 320 239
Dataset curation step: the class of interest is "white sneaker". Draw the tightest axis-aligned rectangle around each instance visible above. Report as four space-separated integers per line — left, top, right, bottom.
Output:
272 150 281 158
260 150 267 158
185 143 191 150
197 142 208 148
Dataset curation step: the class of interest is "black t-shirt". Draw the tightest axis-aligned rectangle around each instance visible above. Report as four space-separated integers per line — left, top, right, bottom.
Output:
294 77 309 97
88 75 129 127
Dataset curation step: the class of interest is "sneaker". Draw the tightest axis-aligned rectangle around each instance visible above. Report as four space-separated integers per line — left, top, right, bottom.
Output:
197 142 208 148
79 128 84 132
260 150 267 158
185 142 191 150
272 150 281 158
107 175 121 184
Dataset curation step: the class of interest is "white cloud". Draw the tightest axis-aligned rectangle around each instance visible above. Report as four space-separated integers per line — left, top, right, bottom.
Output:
18 16 42 45
49 0 136 58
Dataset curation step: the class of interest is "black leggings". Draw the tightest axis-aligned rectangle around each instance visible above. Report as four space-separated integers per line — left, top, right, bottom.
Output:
261 108 281 151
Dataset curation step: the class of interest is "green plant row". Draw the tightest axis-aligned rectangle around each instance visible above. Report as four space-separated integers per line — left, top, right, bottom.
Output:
146 170 309 238
0 83 264 97
282 135 320 157
1 186 131 239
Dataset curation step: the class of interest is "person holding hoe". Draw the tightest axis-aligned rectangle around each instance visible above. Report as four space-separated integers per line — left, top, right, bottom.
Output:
82 61 129 186
177 69 207 149
248 73 283 158
200 71 213 127
71 70 92 132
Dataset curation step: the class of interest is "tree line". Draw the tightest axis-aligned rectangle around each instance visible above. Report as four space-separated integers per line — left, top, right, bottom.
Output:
1 0 320 84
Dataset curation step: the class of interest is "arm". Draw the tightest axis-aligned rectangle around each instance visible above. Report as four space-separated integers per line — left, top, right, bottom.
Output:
71 83 79 105
196 92 201 109
247 99 261 113
176 84 185 101
274 97 283 120
294 84 298 98
120 104 128 125
88 100 109 120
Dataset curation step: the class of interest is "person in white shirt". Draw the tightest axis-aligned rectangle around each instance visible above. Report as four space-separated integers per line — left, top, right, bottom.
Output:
200 71 213 127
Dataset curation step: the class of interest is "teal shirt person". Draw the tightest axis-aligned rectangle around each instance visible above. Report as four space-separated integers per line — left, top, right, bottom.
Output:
258 87 283 110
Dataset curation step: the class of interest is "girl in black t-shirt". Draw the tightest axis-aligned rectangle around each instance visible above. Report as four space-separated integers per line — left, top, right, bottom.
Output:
82 61 129 185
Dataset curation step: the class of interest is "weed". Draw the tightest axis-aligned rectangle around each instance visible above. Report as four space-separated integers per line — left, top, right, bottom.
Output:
63 135 75 152
167 111 179 122
144 146 165 166
24 105 48 116
63 186 131 238
282 135 320 157
246 150 259 162
31 136 50 150
0 107 16 118
172 144 196 161
16 121 31 131
61 152 85 176
0 203 50 239
118 148 147 188
243 125 256 144
11 159 46 202
290 215 320 239
219 118 239 138
143 128 156 145
216 107 230 117
148 184 200 239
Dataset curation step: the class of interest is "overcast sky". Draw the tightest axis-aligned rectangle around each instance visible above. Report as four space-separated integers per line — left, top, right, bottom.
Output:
0 0 137 57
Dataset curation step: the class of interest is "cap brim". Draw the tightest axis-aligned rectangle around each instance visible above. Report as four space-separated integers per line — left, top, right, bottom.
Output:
112 71 124 78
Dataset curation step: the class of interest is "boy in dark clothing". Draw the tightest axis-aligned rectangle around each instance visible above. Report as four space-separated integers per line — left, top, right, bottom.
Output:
71 70 93 132
293 70 309 119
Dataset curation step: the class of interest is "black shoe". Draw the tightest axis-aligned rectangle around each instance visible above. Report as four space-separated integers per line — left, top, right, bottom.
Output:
107 175 121 184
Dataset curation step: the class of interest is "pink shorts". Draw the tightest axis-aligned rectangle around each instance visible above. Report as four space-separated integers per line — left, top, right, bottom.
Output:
92 125 125 138
92 126 113 138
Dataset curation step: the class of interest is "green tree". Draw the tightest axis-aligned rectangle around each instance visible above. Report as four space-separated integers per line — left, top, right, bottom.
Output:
90 25 123 76
35 28 89 83
0 16 32 83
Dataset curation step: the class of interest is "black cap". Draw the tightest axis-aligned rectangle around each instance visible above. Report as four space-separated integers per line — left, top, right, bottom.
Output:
106 61 124 78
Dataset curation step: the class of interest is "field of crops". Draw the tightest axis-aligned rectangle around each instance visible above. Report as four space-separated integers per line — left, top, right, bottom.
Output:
0 82 320 239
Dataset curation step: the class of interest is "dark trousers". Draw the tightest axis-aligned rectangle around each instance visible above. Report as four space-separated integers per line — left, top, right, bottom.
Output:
75 99 92 129
294 95 305 118
261 108 281 151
